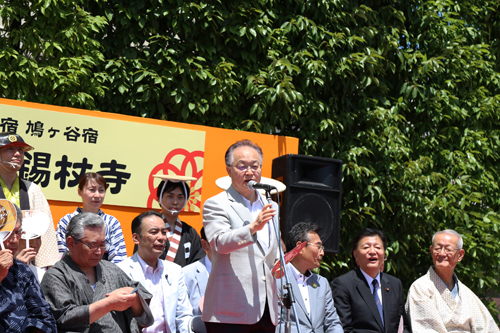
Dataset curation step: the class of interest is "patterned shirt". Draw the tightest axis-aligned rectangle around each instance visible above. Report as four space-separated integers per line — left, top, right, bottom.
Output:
56 207 127 264
0 260 57 332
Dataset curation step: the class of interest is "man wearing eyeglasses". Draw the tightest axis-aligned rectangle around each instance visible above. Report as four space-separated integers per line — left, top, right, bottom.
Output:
405 229 499 332
0 203 57 333
276 222 343 333
202 139 279 333
40 212 154 333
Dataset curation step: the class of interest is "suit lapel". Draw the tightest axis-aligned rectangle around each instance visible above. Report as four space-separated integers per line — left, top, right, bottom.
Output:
227 186 266 255
308 273 319 326
380 273 391 333
129 253 146 286
256 192 278 256
354 268 384 331
288 267 313 326
196 257 208 294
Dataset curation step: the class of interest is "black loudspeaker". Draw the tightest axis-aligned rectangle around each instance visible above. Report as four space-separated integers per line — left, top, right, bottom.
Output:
272 154 342 254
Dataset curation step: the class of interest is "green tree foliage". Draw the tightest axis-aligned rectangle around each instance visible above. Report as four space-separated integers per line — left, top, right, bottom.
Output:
2 0 500 315
0 0 107 108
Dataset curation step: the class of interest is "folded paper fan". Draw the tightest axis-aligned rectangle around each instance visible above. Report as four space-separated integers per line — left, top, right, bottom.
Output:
272 241 307 278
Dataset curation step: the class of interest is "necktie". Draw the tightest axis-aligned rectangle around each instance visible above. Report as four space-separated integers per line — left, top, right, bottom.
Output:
372 279 384 326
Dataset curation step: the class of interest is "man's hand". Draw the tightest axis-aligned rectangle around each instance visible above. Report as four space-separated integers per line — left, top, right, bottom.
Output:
90 286 142 324
105 287 138 312
0 250 14 282
249 203 276 235
15 248 37 265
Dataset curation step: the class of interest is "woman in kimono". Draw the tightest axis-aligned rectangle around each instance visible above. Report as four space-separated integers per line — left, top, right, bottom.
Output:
56 172 127 264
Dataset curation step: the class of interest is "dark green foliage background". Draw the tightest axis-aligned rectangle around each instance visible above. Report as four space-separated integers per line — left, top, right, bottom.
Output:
2 0 500 316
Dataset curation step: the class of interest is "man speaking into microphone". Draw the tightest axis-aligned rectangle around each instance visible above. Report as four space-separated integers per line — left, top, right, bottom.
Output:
202 139 279 333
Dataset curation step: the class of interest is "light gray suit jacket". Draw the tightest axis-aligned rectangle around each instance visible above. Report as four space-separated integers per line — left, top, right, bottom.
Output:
182 255 209 316
202 185 279 325
276 266 343 333
118 253 193 333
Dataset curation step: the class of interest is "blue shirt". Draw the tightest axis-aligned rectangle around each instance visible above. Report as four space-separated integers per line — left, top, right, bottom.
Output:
0 260 57 332
56 207 127 264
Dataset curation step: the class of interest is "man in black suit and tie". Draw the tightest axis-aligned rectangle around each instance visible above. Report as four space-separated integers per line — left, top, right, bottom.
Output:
331 228 410 333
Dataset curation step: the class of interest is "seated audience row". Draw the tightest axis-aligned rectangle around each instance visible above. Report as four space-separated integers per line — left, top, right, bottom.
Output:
4 200 499 333
282 227 498 333
2 133 498 333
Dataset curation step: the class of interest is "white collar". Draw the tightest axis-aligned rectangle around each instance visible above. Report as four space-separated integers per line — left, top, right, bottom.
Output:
137 253 163 274
240 190 264 207
290 263 312 284
359 267 381 288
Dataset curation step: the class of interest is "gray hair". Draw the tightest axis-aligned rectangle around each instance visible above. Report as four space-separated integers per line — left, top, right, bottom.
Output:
66 212 104 241
432 229 463 249
224 139 263 166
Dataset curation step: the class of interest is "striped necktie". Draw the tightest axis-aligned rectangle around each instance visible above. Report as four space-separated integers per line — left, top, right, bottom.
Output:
372 279 384 326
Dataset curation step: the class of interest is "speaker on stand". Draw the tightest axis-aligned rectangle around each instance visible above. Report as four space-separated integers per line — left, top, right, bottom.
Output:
272 154 342 254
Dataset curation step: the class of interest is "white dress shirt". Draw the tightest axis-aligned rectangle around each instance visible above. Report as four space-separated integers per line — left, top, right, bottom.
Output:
241 192 270 252
137 255 167 333
290 264 313 317
360 268 383 307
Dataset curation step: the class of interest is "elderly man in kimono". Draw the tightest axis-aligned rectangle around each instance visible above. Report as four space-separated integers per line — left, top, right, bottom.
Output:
406 229 499 332
40 212 154 333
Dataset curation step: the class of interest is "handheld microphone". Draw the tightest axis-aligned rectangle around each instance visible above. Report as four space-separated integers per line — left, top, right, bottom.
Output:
247 180 276 191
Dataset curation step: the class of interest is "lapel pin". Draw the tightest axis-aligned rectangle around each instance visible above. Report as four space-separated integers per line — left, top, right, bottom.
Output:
386 288 389 292
311 282 318 288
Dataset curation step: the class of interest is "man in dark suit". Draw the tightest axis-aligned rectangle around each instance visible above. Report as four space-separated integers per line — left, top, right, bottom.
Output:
331 228 410 333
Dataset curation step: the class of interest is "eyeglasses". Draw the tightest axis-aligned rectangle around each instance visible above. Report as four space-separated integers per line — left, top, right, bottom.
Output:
227 164 262 172
307 242 325 252
76 239 108 251
432 246 459 255
6 228 23 240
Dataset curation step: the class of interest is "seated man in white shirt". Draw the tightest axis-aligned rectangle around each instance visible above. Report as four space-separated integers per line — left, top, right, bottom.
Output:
118 210 193 333
183 227 212 315
276 222 343 333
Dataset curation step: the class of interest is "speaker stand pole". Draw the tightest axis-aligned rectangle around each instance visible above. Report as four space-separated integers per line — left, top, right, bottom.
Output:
264 189 301 333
